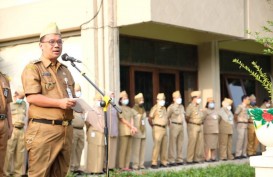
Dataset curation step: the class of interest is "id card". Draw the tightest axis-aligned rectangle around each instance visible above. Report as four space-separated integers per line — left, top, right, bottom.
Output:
142 120 145 125
91 132 95 138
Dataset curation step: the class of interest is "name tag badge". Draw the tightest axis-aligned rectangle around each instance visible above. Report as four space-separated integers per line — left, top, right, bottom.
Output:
213 115 217 119
91 132 95 138
42 72 51 76
3 88 8 98
66 87 73 98
142 120 145 125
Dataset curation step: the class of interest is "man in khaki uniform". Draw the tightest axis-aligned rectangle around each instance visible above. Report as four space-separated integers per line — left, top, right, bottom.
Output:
260 98 271 152
218 98 234 160
132 93 147 170
234 95 249 159
149 93 168 169
4 89 27 177
167 91 185 166
0 71 13 177
21 23 76 177
186 91 204 164
247 94 259 156
118 91 137 171
70 84 85 174
86 93 105 174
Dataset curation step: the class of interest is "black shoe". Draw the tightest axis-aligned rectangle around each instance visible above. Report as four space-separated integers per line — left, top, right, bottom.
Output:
193 161 199 164
74 170 84 175
169 163 177 166
159 164 168 168
211 159 217 162
177 162 184 166
205 160 211 162
234 156 241 159
242 155 248 158
151 165 158 169
187 161 193 165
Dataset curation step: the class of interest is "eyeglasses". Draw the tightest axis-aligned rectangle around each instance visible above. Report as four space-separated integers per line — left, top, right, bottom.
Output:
41 39 63 46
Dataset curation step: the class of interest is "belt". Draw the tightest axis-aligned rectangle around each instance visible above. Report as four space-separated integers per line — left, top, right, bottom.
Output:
237 122 248 124
0 114 6 120
154 124 166 128
73 127 84 130
14 126 24 129
188 122 202 126
171 122 182 125
31 119 72 126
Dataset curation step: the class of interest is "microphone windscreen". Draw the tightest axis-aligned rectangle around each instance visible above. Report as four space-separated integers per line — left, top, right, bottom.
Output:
61 53 68 61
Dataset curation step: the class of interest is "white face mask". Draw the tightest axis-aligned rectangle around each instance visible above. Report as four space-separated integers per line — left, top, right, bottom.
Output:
158 100 165 107
96 101 101 107
122 99 129 105
175 98 182 104
226 105 231 111
266 103 271 108
208 102 215 109
196 98 202 104
75 91 81 98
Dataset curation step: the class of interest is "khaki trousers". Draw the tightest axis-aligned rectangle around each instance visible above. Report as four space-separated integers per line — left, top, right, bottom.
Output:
151 126 168 166
247 124 259 156
235 125 248 157
70 128 84 171
118 136 132 168
132 137 146 169
186 124 204 162
168 124 183 163
108 136 118 169
25 121 73 177
219 133 233 160
0 119 8 177
4 127 25 177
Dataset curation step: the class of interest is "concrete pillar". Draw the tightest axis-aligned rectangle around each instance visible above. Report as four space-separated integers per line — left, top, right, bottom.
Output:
198 41 221 108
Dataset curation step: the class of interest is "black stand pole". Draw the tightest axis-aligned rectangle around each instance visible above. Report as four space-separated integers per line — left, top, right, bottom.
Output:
68 61 122 177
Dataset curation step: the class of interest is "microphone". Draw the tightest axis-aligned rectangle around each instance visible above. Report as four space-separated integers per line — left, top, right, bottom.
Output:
61 53 82 63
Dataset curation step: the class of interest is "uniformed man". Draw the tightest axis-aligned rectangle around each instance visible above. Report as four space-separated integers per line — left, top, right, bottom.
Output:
21 23 76 177
106 91 119 170
247 94 259 156
218 98 234 160
132 93 147 170
234 95 249 159
186 91 204 164
260 98 271 153
86 93 105 174
118 91 137 171
149 93 168 169
70 84 85 174
203 97 219 162
4 88 27 177
0 71 13 177
167 90 185 166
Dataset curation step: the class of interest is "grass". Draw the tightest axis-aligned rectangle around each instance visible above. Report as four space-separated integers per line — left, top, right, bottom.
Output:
66 163 254 177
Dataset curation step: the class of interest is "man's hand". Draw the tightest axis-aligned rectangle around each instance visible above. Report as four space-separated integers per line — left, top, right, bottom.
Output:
131 126 138 135
59 98 76 109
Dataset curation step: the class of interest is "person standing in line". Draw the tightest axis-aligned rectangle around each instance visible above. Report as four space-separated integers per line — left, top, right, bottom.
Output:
106 91 119 170
203 97 219 162
247 94 259 157
0 71 13 177
4 88 27 177
167 90 185 166
21 22 76 177
118 91 137 171
85 93 105 175
131 93 147 170
218 98 234 161
259 98 271 153
234 95 250 159
70 84 85 175
149 93 169 169
186 91 205 164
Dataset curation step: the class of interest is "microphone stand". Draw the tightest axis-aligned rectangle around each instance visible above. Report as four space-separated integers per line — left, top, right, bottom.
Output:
68 61 122 177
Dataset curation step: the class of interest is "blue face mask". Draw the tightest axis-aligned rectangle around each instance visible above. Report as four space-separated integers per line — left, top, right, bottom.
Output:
16 99 23 104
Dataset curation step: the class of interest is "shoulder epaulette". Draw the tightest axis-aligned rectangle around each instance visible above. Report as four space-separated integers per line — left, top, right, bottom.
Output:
30 59 42 64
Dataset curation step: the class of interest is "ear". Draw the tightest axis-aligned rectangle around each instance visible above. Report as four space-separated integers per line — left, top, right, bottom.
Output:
39 42 43 49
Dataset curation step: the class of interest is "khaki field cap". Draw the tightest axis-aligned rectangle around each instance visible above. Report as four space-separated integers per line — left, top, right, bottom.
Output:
172 90 181 98
74 83 81 92
119 90 128 98
191 91 201 97
40 22 61 39
222 98 233 106
134 93 144 103
249 94 256 100
157 93 165 100
94 93 102 100
207 97 214 103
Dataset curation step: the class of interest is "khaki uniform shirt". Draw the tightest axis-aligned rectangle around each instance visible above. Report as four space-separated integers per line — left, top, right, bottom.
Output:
167 103 185 124
185 103 204 125
72 111 85 128
218 107 234 134
10 101 27 127
107 107 119 137
0 72 12 114
21 57 75 120
235 103 249 128
132 105 146 138
86 106 105 133
203 108 219 134
118 105 134 136
149 104 168 126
